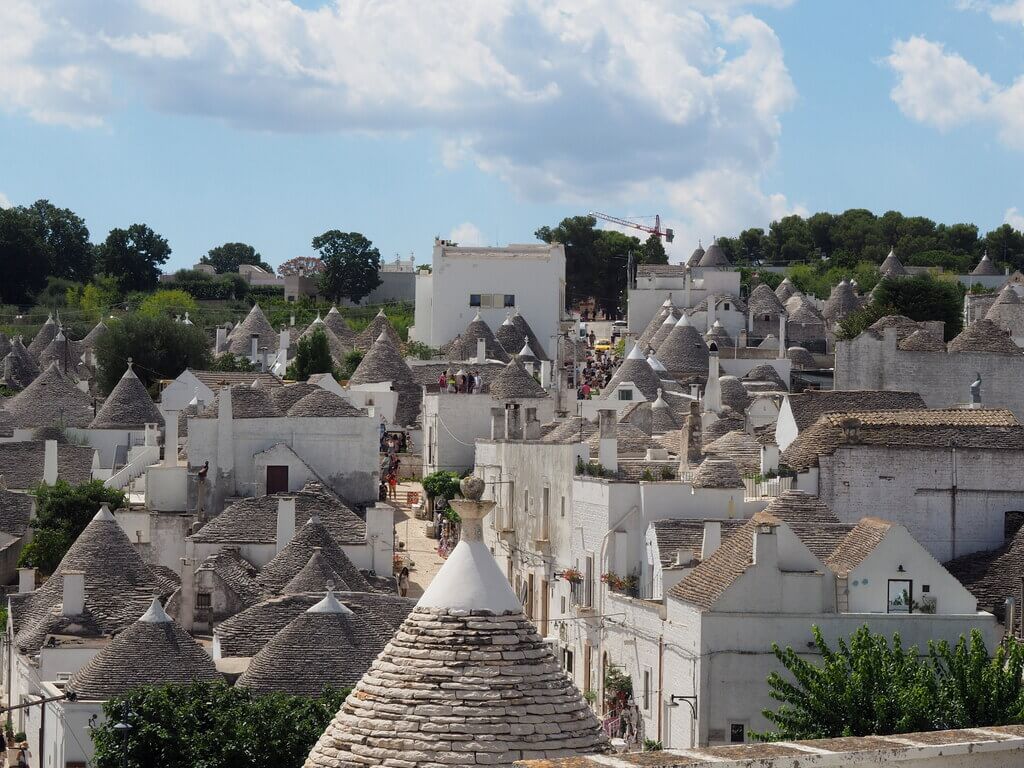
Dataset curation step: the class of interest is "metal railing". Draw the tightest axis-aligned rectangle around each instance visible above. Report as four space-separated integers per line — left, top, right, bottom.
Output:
743 475 793 499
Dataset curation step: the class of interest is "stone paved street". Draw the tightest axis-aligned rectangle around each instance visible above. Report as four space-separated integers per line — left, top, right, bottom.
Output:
390 480 445 598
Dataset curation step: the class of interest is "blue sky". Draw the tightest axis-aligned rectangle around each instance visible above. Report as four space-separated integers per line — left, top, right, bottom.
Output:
0 0 1021 272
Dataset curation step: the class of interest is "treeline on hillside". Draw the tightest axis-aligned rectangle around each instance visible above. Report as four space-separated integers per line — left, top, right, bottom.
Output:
715 209 1024 272
0 199 386 308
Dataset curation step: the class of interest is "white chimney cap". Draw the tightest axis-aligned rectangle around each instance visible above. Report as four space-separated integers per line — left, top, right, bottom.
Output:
93 504 116 522
140 597 172 623
308 589 353 615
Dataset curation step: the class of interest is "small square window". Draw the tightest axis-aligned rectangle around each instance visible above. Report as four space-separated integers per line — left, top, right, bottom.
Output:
504 294 516 307
723 302 730 310
470 294 482 307
196 592 212 609
922 584 930 593
729 723 745 743
618 389 634 401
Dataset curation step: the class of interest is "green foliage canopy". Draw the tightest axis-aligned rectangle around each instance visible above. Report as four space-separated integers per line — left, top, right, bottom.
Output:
288 327 334 381
94 314 211 394
421 470 461 501
137 289 198 319
760 626 1024 741
90 682 347 768
872 274 964 340
202 242 273 274
18 480 125 574
95 224 172 292
0 206 50 305
315 231 382 304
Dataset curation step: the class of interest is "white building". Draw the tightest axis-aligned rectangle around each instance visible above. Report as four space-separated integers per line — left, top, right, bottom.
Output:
411 240 567 359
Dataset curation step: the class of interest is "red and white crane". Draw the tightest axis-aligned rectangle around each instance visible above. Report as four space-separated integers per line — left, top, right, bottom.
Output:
589 211 674 243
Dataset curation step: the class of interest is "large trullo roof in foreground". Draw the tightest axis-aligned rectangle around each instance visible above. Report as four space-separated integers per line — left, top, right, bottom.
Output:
305 479 607 767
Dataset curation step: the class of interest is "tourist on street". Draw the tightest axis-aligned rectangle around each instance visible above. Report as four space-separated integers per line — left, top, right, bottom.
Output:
438 370 448 393
398 567 410 597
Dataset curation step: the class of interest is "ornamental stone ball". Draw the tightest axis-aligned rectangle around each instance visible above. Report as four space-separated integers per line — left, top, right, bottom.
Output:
460 475 485 501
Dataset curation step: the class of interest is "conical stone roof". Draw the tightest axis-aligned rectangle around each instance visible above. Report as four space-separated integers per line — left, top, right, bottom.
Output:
649 311 677 351
349 332 415 385
511 311 549 361
354 310 403 351
298 317 351 363
898 329 947 352
823 280 860 324
748 283 786 316
687 243 705 267
2 338 40 390
787 346 817 369
698 242 730 268
879 248 908 278
489 357 547 400
443 313 509 362
971 251 1001 277
237 590 386 697
495 313 524 357
948 318 1022 355
257 515 371 594
38 331 85 377
226 304 279 356
5 362 93 428
603 344 665 401
15 505 168 653
656 313 709 379
90 364 164 429
324 306 357 344
775 278 799 303
0 333 10 361
81 321 108 349
650 390 679 434
742 364 787 389
692 457 744 488
282 549 346 595
719 375 751 413
635 300 678 350
65 598 218 700
305 482 607 767
704 321 733 349
27 314 58 359
984 285 1024 337
784 294 826 329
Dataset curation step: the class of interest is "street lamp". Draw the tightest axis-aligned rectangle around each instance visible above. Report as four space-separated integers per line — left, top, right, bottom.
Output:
113 720 132 768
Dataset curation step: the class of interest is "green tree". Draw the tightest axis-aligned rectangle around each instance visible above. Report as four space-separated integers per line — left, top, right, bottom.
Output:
984 224 1024 271
210 353 256 373
90 682 347 768
421 470 461 502
835 302 898 341
137 289 198 319
202 242 273 274
94 314 211 394
338 349 363 380
18 480 125 573
288 327 334 381
67 276 122 320
314 231 382 304
95 224 172 292
872 273 964 340
0 206 49 304
23 199 94 282
641 233 668 265
760 626 1024 742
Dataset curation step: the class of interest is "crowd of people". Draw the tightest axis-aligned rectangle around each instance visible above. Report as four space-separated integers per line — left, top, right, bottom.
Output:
576 348 618 399
437 369 484 394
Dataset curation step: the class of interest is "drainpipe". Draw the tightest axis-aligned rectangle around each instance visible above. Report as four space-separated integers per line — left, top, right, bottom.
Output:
657 634 664 743
950 442 958 560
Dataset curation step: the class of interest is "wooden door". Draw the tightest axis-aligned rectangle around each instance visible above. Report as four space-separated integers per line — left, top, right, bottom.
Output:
266 465 289 494
540 579 549 638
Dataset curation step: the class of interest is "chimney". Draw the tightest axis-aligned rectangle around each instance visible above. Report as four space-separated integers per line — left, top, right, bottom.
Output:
43 439 58 485
505 403 523 440
476 337 487 364
752 523 779 570
260 347 269 373
683 270 691 308
250 333 259 362
778 314 787 360
746 310 754 333
706 295 716 328
524 407 540 440
179 557 195 632
598 408 618 473
17 567 36 594
215 327 227 355
163 410 180 467
276 496 297 553
703 344 721 413
62 570 85 616
760 444 780 474
701 520 722 560
539 360 552 389
490 407 506 440
738 329 748 348
279 327 290 355
290 314 296 327
689 383 700 400
679 401 702 470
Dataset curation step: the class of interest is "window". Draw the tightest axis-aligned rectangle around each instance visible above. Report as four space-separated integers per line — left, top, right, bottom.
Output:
560 496 566 518
523 488 529 516
504 294 516 307
618 389 634 401
887 579 913 614
561 595 566 613
504 480 516 531
729 723 746 743
470 293 482 307
922 584 930 593
563 648 574 673
196 592 212 609
584 555 594 607
642 667 652 711
540 487 550 540
723 302 731 311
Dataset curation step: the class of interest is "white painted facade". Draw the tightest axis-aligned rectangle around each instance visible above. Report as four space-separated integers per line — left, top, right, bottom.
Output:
627 268 742 337
411 241 566 358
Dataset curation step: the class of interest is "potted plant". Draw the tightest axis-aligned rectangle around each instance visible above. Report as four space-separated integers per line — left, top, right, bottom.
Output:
561 567 583 584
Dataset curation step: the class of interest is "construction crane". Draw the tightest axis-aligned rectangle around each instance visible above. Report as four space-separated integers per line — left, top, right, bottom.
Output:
589 211 674 243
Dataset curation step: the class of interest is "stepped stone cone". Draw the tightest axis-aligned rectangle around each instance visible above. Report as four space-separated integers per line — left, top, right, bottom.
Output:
305 475 607 767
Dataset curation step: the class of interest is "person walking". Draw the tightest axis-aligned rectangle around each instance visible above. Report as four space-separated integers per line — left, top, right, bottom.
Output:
387 471 398 500
438 370 448 393
398 566 410 597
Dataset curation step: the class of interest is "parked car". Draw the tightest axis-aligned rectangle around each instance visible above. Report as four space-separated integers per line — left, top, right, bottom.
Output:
594 338 612 351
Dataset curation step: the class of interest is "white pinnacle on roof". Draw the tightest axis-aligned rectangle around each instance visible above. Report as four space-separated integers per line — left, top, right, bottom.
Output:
417 483 521 613
502 313 514 326
518 337 535 359
626 343 645 360
94 504 116 522
647 353 668 372
376 330 388 344
308 589 353 614
653 388 668 409
661 295 674 308
675 312 691 327
139 597 172 623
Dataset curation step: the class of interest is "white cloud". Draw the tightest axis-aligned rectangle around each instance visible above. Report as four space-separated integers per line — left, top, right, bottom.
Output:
1006 207 1024 230
887 34 1024 150
0 0 798 249
0 192 11 209
957 0 1024 26
448 222 485 247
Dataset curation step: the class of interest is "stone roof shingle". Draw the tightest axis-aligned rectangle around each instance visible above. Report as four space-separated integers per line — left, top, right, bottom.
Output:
947 318 1022 355
89 365 164 429
785 389 927 432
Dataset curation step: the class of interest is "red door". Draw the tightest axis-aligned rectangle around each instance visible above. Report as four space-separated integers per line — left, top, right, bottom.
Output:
266 465 289 494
